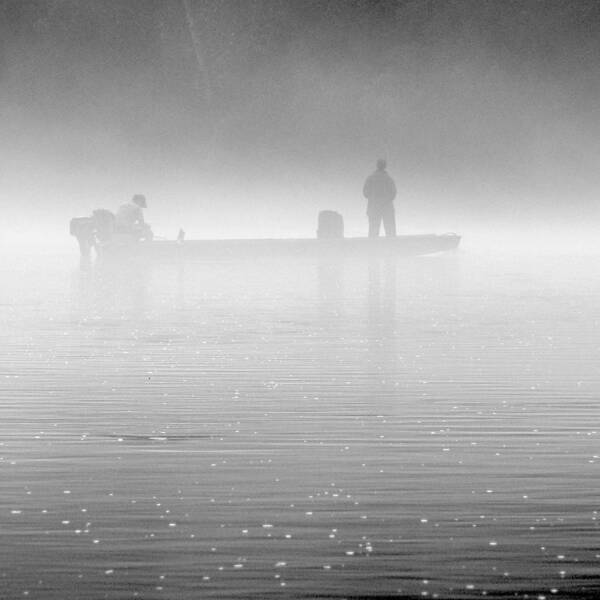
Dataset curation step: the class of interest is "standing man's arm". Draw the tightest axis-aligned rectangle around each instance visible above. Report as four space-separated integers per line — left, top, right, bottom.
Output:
363 175 372 199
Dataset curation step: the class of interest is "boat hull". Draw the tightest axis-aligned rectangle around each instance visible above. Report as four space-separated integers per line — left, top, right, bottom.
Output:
99 234 460 260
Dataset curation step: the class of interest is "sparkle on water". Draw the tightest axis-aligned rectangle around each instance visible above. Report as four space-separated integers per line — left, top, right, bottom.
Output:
1 248 599 599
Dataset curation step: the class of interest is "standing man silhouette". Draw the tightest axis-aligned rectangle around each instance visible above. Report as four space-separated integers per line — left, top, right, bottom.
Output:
363 159 397 237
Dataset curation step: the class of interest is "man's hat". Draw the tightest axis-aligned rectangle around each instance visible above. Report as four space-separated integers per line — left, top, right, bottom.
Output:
132 194 147 208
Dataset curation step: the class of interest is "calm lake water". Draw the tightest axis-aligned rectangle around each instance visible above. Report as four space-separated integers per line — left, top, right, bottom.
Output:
1 248 599 599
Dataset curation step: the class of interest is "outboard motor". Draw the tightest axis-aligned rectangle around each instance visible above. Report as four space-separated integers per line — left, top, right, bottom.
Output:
317 210 344 239
70 209 116 256
70 216 95 256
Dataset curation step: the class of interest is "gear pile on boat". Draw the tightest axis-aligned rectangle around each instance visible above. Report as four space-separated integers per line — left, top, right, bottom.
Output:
70 194 153 257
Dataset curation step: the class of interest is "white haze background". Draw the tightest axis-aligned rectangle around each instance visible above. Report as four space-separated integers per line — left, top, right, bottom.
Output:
1 1 599 252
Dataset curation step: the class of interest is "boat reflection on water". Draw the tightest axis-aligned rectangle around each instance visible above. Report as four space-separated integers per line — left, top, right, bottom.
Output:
367 255 397 327
72 252 151 320
316 251 459 330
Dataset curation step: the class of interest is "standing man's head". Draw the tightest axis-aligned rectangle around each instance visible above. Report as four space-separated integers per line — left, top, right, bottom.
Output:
376 158 387 171
132 194 147 208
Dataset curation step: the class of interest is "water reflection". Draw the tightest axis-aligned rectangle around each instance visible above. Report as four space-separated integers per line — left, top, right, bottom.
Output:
317 256 343 323
367 255 396 329
73 255 150 319
16 250 591 599
315 253 460 331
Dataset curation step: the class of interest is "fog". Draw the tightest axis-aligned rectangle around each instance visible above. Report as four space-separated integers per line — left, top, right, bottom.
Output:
4 5 600 598
2 1 600 249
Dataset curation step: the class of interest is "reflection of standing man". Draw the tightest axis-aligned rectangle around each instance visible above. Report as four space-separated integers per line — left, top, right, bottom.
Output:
363 159 397 237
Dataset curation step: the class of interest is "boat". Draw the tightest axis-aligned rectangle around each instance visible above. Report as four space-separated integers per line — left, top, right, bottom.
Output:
97 233 461 260
71 209 460 260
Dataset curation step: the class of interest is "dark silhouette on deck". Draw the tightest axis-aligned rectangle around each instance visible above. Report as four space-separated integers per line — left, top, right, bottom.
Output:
115 194 153 240
363 159 397 237
317 210 344 239
70 194 153 257
69 209 115 257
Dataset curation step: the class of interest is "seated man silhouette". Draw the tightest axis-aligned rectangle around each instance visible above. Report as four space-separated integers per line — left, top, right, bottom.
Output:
115 194 153 240
363 159 397 237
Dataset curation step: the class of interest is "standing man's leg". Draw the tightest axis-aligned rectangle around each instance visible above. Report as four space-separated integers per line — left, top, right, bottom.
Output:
383 203 396 237
368 212 382 238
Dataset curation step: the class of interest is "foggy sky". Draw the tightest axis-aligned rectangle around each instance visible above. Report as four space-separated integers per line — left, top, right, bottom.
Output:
2 0 600 242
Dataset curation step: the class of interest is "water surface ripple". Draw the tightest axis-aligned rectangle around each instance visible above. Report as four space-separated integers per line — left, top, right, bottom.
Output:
1 252 599 599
